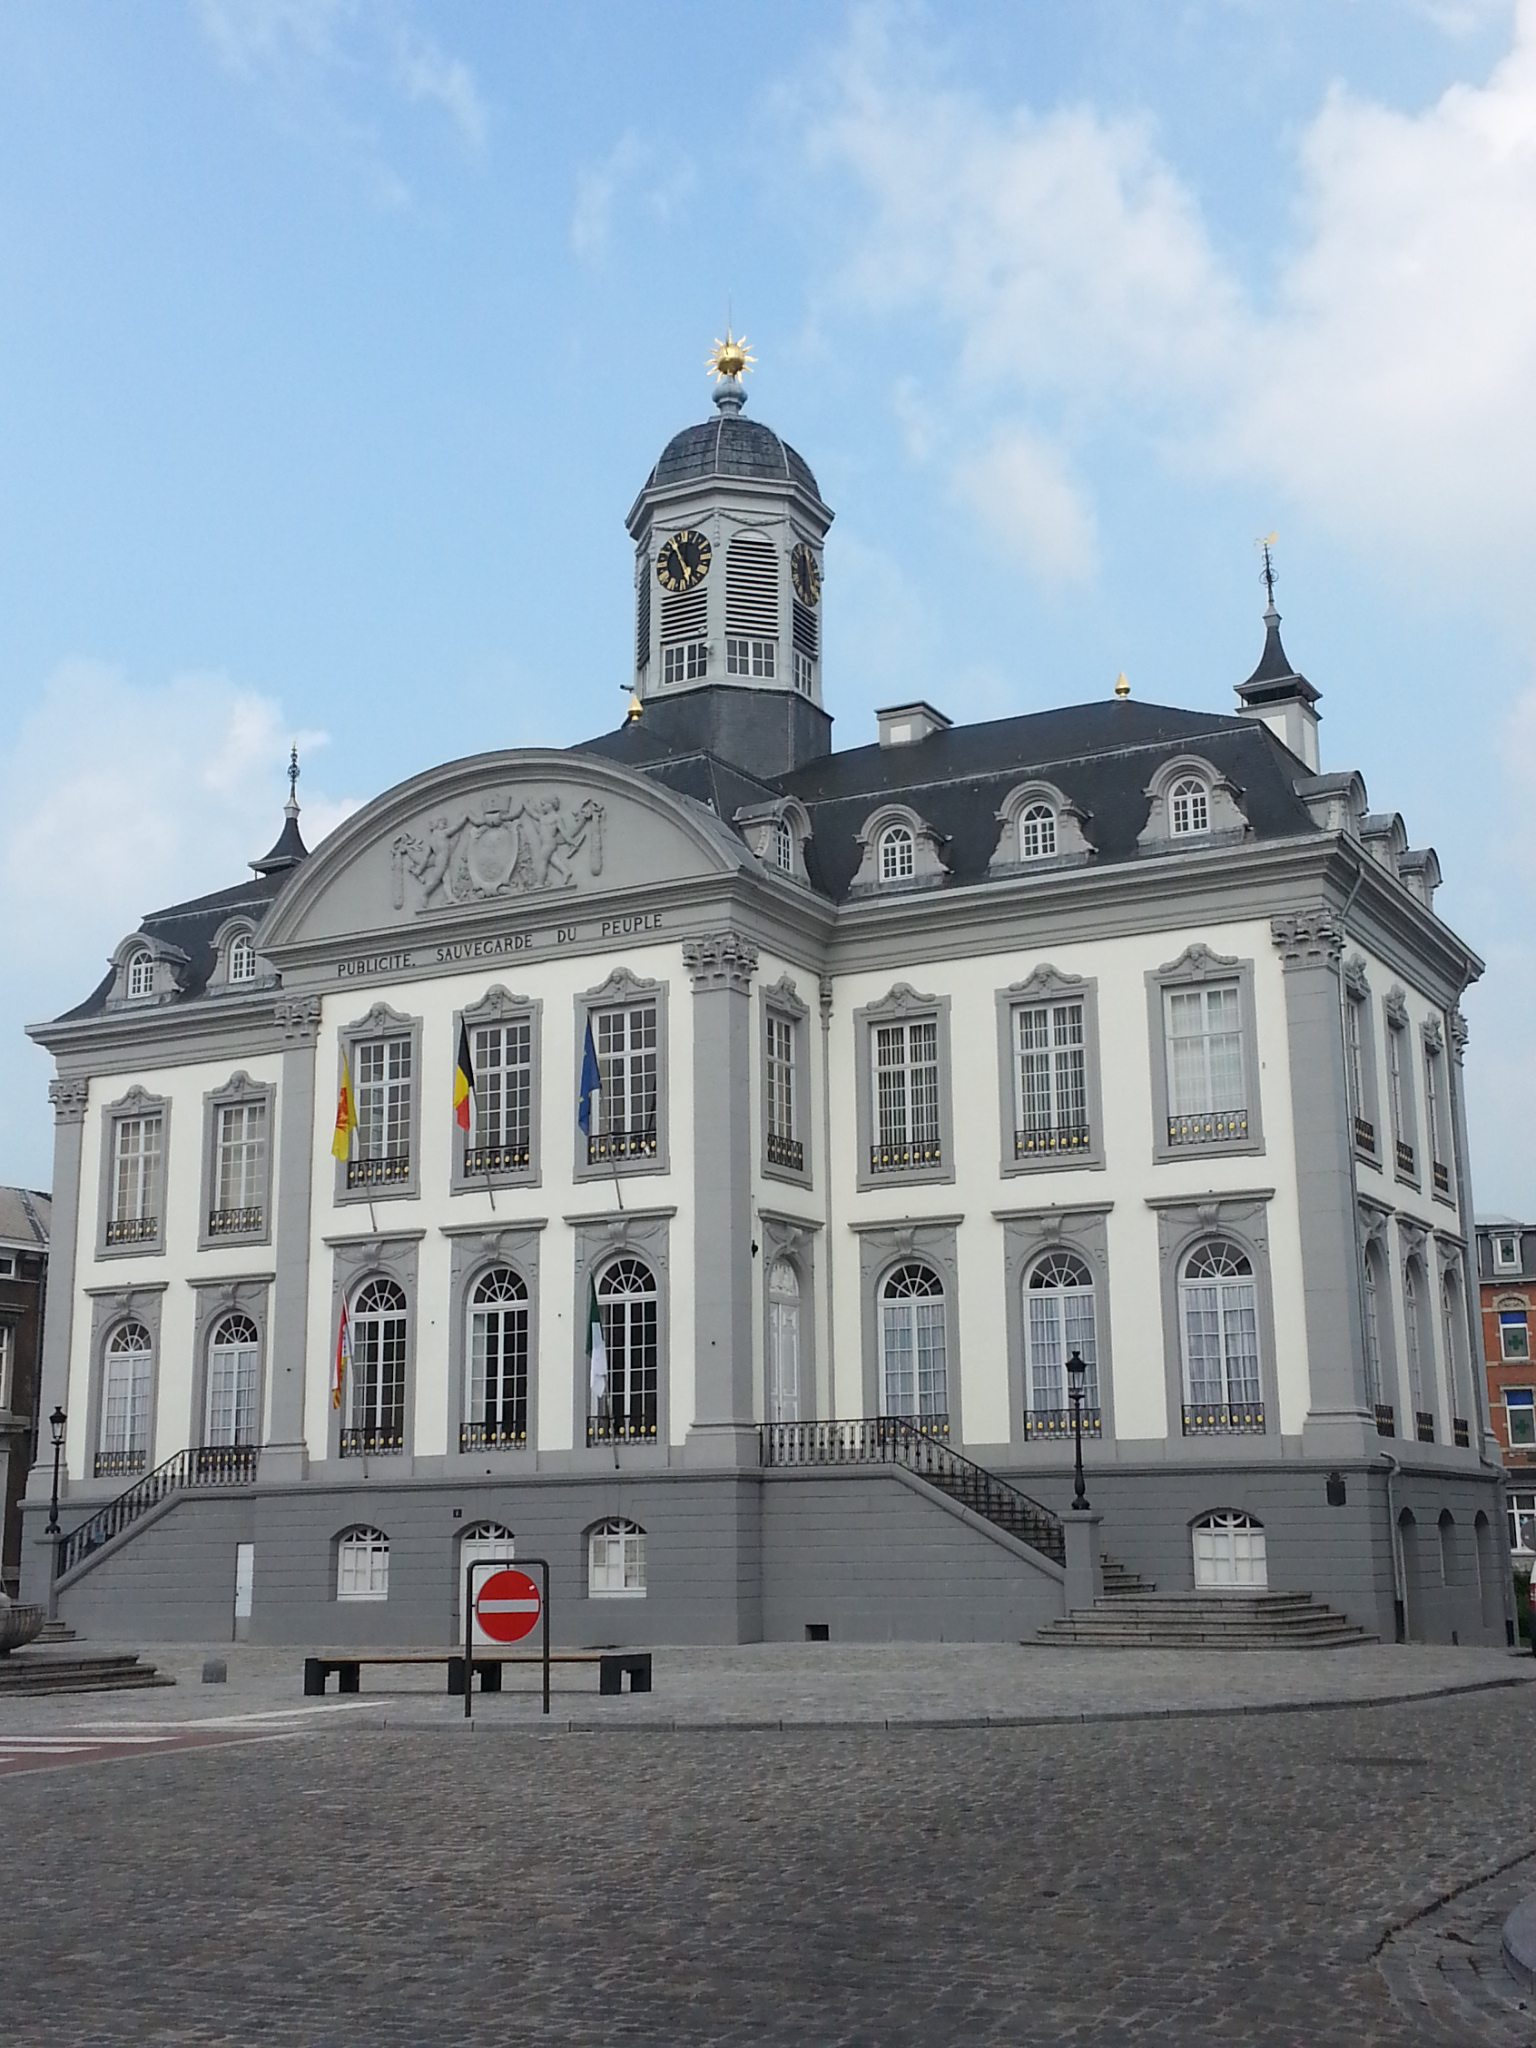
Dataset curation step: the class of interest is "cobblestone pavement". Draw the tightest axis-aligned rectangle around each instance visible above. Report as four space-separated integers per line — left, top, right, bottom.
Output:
5 1687 1536 2045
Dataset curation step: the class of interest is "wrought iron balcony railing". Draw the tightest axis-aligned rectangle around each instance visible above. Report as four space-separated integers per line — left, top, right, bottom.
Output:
1181 1401 1266 1436
347 1153 410 1189
207 1206 263 1237
767 1131 804 1171
1166 1109 1248 1148
93 1450 147 1479
869 1138 944 1174
1354 1116 1377 1155
1453 1416 1471 1448
105 1216 157 1245
1375 1403 1397 1437
1433 1160 1451 1197
1415 1410 1436 1443
1022 1406 1102 1440
464 1141 530 1176
587 1129 658 1164
62 1445 258 1576
339 1426 404 1457
1395 1139 1416 1178
587 1412 659 1445
459 1419 528 1452
1014 1123 1091 1160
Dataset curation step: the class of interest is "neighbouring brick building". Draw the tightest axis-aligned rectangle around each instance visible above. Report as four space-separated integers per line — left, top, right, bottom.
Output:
0 1187 51 1595
1477 1217 1536 1560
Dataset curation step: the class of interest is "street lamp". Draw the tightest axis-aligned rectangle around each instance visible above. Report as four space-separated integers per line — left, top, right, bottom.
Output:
1064 1352 1090 1513
46 1407 66 1536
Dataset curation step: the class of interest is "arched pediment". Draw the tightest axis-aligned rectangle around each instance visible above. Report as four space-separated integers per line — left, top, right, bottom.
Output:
258 751 750 954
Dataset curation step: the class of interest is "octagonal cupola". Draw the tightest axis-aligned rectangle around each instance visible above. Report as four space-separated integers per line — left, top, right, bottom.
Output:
626 335 833 737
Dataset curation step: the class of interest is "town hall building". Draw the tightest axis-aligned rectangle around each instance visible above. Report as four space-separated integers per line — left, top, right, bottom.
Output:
21 342 1511 1650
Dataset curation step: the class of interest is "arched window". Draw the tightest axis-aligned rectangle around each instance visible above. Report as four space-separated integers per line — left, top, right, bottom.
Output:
1024 1250 1099 1432
768 1257 801 1424
1362 1241 1388 1411
773 817 795 873
1179 1241 1260 1416
336 1525 389 1601
1018 803 1057 861
1192 1511 1267 1588
227 931 257 984
588 1517 646 1596
1441 1269 1468 1430
465 1267 528 1450
99 1320 153 1476
879 1262 947 1422
593 1257 658 1442
877 823 915 884
1403 1256 1427 1426
346 1277 407 1455
206 1311 259 1447
1168 777 1210 837
125 948 155 1000
461 1521 517 1636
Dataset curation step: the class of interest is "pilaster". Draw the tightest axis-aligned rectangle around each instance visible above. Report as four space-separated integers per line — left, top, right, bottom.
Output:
1448 1006 1500 1464
24 1079 89 1506
1270 908 1374 1454
262 996 320 1481
681 932 758 1466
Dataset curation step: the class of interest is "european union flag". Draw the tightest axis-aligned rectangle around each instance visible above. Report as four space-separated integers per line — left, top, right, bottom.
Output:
577 1020 602 1135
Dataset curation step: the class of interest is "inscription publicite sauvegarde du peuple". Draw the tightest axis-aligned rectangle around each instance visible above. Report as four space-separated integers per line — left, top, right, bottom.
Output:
334 913 664 980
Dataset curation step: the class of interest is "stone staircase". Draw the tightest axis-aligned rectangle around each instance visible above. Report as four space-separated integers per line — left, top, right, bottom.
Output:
0 1650 172 1695
1038 1589 1378 1649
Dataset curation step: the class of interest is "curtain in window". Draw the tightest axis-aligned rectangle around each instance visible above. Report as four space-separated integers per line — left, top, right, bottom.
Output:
1025 1251 1099 1412
206 1313 259 1445
880 1264 947 1418
1180 1242 1259 1406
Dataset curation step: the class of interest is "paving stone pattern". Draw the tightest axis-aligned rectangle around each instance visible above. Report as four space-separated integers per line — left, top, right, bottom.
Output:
5 1689 1536 2044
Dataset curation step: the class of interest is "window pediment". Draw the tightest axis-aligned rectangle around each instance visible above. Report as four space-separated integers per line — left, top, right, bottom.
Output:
988 781 1093 873
107 934 189 1009
1137 756 1249 853
850 806 948 894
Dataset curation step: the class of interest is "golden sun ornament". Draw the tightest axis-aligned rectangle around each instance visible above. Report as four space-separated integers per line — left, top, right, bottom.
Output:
707 329 756 382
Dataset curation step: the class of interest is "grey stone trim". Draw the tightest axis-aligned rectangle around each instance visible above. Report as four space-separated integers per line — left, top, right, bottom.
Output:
197 1071 276 1250
1420 1018 1454 1207
445 1222 544 1464
95 1083 171 1260
848 804 949 896
103 930 188 1011
1432 1231 1478 1439
1151 1193 1280 1445
986 779 1094 875
759 974 812 1190
733 798 812 884
682 931 759 994
274 996 321 1045
325 1234 422 1470
450 987 543 1195
570 1209 672 1456
266 1011 320 1470
855 1218 964 1442
1342 956 1383 1163
29 1083 88 1502
573 966 670 1183
206 913 276 997
1135 754 1250 854
758 1208 822 1423
84 1284 167 1476
187 1274 273 1447
1145 946 1264 1163
335 1001 423 1208
993 965 1106 1177
686 934 757 1448
997 1204 1116 1447
1383 986 1420 1189
853 984 956 1192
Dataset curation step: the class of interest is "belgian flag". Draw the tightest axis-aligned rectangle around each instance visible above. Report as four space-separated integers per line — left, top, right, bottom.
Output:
453 1021 475 1133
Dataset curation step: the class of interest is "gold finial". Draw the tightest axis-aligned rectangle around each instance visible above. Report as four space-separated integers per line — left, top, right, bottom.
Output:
626 690 644 723
1114 670 1130 699
707 327 756 382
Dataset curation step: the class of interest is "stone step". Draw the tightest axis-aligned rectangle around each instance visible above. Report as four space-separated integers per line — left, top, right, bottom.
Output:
0 1652 172 1695
1037 1627 1378 1649
36 1621 79 1644
1042 1617 1372 1643
1050 1605 1357 1631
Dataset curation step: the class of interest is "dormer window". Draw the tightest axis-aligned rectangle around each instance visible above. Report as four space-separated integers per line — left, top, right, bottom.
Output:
125 949 155 1001
1018 803 1057 861
1169 778 1210 837
773 818 794 873
878 824 915 884
228 933 257 984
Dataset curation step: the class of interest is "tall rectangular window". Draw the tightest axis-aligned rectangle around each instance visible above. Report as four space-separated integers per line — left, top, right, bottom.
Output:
110 1114 163 1242
766 1013 800 1170
1501 1310 1531 1362
1165 986 1244 1115
470 1020 532 1172
1012 1000 1087 1156
872 1019 941 1171
590 1004 659 1161
1506 1388 1535 1446
213 1101 267 1227
1509 1490 1536 1553
354 1037 412 1183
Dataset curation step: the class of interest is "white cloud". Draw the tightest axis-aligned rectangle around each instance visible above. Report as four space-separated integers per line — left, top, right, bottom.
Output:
949 427 1098 585
570 132 696 261
392 28 489 153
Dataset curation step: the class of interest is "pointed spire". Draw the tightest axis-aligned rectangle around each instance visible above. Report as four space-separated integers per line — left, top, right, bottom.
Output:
250 745 311 876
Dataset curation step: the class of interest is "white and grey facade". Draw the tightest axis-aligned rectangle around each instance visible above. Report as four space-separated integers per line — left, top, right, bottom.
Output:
20 376 1511 1649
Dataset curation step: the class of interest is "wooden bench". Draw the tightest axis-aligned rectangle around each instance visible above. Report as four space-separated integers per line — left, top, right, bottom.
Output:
302 1650 652 1698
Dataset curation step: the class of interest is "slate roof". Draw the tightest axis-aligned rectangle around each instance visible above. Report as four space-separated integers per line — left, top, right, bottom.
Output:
645 414 822 503
0 1186 50 1249
56 870 292 1022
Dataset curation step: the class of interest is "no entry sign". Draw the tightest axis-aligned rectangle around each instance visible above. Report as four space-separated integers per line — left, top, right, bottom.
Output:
474 1567 542 1644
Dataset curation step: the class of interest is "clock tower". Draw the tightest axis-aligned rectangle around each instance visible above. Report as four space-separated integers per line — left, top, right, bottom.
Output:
624 334 834 774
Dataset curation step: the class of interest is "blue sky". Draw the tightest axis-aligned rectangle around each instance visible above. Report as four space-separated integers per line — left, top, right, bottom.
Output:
2 0 1533 1210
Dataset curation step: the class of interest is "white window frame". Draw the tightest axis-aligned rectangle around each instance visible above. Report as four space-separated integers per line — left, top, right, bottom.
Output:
1012 998 1087 1151
878 1262 949 1422
872 1017 941 1168
336 1526 390 1601
772 816 795 873
726 637 776 678
465 1266 529 1448
345 1277 408 1453
877 824 915 884
1164 983 1245 1122
588 1517 646 1597
591 1257 659 1443
767 1258 802 1424
1506 1387 1535 1448
1494 1234 1521 1274
205 1312 260 1447
355 1036 413 1170
1017 802 1057 861
1023 1251 1099 1430
1179 1241 1262 1418
214 1098 267 1220
766 1012 797 1147
1501 1310 1531 1363
470 1017 533 1161
227 932 257 984
0 1323 13 1411
125 948 156 1000
99 1321 153 1472
1168 777 1210 837
1192 1511 1267 1588
1508 1490 1536 1555
591 1003 659 1155
793 648 813 695
661 640 708 686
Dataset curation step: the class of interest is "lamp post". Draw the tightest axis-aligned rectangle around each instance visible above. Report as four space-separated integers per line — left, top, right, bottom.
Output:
1065 1352 1090 1512
46 1406 66 1536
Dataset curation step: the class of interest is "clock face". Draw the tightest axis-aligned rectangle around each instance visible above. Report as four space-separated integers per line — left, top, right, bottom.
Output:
791 542 822 608
656 528 712 593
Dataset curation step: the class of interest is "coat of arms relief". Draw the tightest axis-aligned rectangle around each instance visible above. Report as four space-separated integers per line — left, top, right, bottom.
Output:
391 792 605 910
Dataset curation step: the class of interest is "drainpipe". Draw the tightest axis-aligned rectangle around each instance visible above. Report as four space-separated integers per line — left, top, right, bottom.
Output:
1382 1452 1406 1642
819 978 835 1422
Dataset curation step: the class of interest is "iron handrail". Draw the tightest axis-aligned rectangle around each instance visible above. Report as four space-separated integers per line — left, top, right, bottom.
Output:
56 1444 258 1577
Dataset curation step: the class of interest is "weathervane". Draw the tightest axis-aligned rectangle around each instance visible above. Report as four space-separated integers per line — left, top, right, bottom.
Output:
1257 532 1279 609
288 744 300 801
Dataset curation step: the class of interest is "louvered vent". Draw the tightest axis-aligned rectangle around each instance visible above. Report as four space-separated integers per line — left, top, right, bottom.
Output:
792 599 818 657
637 558 651 669
726 535 779 638
661 585 708 642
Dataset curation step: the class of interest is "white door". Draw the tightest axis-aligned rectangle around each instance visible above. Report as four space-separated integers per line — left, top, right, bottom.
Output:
233 1542 254 1640
768 1262 801 1424
461 1524 517 1645
1192 1513 1267 1589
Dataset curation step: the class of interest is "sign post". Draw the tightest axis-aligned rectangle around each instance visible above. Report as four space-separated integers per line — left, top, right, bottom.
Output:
462 1556 550 1720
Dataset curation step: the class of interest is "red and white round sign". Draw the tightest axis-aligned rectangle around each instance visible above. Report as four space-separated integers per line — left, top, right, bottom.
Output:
474 1566 542 1644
